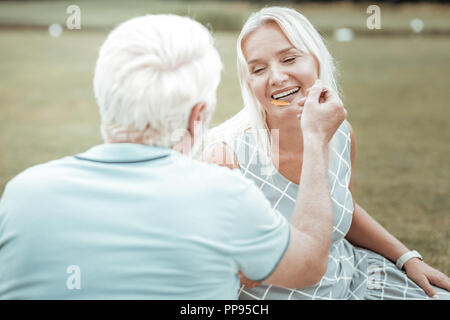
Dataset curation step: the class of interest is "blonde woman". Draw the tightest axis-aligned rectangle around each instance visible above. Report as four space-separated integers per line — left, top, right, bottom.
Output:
204 7 450 300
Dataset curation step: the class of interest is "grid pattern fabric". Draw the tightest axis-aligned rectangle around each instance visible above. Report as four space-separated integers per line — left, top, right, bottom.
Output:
227 122 450 300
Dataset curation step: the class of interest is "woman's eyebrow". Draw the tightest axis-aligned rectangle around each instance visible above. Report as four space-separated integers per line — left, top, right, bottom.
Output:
276 46 297 55
247 57 263 65
247 47 297 65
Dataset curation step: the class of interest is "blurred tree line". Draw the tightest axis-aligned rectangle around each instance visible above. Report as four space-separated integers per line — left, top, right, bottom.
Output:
0 0 449 3
239 0 449 3
233 0 449 3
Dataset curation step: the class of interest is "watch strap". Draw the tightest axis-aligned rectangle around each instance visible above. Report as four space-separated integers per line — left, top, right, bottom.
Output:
396 250 423 270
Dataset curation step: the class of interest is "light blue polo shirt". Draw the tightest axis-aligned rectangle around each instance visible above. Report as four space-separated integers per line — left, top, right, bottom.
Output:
0 143 290 299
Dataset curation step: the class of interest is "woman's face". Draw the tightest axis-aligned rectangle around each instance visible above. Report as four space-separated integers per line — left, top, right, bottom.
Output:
242 22 319 113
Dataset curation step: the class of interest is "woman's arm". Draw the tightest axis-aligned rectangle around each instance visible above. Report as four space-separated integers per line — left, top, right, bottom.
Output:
345 122 450 297
347 203 409 266
345 122 409 262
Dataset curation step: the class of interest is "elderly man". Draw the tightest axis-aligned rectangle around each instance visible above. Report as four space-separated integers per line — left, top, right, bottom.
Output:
0 15 346 299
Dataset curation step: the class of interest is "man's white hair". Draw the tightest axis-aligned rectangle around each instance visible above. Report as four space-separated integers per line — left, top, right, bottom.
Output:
206 7 342 166
94 14 222 147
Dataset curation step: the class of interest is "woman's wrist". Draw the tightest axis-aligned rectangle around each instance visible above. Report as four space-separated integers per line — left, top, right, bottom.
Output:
403 256 423 271
396 250 423 270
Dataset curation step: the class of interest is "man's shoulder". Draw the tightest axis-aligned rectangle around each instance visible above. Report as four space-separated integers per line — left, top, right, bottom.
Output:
190 157 248 182
3 156 74 195
176 157 255 196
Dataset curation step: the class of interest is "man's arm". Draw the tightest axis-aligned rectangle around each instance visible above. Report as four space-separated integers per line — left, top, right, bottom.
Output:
204 141 330 287
204 80 347 288
264 139 333 287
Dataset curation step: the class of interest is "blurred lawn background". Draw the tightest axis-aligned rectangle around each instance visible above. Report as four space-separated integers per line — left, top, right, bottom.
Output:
0 0 449 274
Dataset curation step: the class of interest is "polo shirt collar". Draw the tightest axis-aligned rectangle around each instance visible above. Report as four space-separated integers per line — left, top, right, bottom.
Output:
74 143 174 164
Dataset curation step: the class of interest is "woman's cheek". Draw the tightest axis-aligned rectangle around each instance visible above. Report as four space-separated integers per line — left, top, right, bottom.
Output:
297 60 319 86
250 78 266 103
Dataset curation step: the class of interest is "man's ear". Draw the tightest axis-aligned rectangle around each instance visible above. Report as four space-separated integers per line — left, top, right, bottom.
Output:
187 102 206 137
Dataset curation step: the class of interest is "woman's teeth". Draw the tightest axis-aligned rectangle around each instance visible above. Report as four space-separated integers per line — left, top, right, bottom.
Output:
272 87 299 100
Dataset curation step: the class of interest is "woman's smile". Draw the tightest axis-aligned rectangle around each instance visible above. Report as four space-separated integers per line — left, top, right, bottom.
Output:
271 86 301 104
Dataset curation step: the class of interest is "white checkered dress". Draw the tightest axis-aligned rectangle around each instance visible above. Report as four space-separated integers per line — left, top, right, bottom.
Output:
227 122 449 300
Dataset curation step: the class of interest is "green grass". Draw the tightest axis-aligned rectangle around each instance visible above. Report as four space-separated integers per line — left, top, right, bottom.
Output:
0 2 449 275
328 37 450 272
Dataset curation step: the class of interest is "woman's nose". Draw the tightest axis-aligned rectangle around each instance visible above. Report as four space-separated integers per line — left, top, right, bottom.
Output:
269 65 288 87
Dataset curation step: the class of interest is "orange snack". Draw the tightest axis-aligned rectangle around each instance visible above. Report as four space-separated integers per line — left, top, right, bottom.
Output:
271 99 289 106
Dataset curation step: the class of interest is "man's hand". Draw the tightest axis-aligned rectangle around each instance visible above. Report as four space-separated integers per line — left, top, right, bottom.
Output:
300 79 347 146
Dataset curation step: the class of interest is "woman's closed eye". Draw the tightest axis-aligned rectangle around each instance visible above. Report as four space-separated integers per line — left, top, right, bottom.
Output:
283 56 297 63
252 66 265 74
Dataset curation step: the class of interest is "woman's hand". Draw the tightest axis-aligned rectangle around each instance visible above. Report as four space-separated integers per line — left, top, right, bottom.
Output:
403 258 450 298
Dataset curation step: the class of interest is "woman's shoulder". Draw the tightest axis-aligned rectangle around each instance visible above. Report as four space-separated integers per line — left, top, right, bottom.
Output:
334 119 355 148
201 139 240 170
201 110 254 169
343 120 354 136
